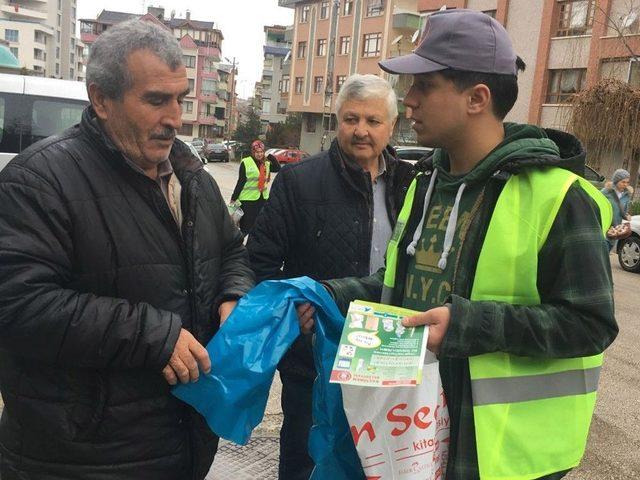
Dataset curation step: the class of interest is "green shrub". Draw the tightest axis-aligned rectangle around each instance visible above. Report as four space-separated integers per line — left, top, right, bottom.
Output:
629 201 640 216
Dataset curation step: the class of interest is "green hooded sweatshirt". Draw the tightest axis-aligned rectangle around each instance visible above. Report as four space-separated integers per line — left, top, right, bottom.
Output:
403 123 560 312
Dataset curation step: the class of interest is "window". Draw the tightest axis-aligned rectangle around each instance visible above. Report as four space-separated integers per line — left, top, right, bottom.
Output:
56 47 60 59
202 78 217 96
343 0 353 15
57 0 61 9
295 76 304 94
70 68 74 78
483 10 497 18
339 36 351 55
182 101 193 114
314 76 324 94
362 32 382 58
366 0 384 17
57 31 61 42
183 55 196 68
72 7 76 20
203 59 216 73
546 69 587 103
5 30 18 43
556 0 595 37
262 99 271 113
323 114 337 131
300 5 310 23
70 53 74 64
279 75 290 93
317 39 327 57
55 63 60 76
297 41 307 59
34 48 46 61
306 114 316 133
178 124 193 136
31 100 84 143
188 78 195 92
9 47 18 58
336 75 346 92
320 1 330 19
57 14 61 27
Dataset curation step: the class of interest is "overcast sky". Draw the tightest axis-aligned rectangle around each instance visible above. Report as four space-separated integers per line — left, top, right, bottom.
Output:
77 0 294 98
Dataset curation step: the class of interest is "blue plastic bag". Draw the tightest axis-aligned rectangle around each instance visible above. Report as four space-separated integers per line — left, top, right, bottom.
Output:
172 277 365 479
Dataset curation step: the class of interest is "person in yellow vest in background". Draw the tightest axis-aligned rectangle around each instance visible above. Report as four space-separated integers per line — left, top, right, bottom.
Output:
297 9 618 480
230 140 278 235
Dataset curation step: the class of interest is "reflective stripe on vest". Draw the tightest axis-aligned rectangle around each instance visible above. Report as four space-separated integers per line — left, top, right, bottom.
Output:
382 167 612 479
238 157 270 201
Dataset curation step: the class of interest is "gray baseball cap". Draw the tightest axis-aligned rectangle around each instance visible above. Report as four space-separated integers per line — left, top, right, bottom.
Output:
379 9 517 76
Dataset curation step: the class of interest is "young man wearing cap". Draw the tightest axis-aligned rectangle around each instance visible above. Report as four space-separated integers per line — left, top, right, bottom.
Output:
302 9 618 480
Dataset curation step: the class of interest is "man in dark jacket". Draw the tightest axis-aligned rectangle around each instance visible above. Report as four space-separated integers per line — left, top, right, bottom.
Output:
247 74 416 479
299 10 617 480
0 20 254 480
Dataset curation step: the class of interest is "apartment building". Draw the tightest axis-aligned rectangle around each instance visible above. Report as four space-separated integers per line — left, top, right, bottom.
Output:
416 0 639 176
0 0 78 79
259 25 293 131
79 7 235 142
279 0 421 153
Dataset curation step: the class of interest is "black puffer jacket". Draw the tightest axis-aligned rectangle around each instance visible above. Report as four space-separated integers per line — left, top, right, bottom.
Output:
0 109 254 479
247 139 416 379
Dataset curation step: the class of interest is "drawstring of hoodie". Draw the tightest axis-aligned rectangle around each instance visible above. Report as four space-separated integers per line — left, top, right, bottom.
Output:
406 169 438 255
406 168 467 271
438 182 466 270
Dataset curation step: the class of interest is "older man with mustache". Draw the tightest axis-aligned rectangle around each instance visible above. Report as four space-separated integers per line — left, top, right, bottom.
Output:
0 20 254 480
247 73 416 479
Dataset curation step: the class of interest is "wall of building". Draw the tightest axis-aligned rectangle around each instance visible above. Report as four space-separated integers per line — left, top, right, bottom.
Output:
504 0 543 123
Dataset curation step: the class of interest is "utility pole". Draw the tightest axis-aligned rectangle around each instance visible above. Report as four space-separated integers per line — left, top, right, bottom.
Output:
320 0 340 151
224 56 238 139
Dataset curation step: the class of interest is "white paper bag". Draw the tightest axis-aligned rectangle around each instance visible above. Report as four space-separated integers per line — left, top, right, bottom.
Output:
341 351 450 479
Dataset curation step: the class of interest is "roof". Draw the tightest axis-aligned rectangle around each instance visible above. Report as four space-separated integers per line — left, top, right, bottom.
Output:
166 18 214 30
0 46 18 68
96 10 140 25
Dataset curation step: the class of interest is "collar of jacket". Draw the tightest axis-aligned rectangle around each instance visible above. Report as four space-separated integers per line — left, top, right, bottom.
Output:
79 106 203 185
328 138 400 195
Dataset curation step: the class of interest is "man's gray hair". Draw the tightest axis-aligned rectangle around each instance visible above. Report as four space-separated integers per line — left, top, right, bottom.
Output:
86 20 183 99
335 74 398 121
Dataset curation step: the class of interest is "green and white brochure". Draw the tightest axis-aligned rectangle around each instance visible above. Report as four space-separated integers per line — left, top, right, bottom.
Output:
330 300 429 387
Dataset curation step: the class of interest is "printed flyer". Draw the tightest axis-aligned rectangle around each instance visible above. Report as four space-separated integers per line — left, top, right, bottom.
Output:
329 300 429 387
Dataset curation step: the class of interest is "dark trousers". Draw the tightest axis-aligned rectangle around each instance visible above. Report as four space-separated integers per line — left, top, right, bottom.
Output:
239 198 266 236
279 373 315 480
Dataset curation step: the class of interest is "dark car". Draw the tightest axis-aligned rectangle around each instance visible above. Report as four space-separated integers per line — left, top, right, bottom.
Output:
394 146 433 162
584 164 605 188
205 143 230 162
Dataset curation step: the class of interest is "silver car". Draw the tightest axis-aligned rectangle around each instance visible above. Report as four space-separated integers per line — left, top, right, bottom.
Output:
618 215 640 273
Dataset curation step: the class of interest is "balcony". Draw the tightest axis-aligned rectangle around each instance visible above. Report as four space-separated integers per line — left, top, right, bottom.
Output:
2 3 47 21
277 0 304 7
393 11 420 30
198 113 216 125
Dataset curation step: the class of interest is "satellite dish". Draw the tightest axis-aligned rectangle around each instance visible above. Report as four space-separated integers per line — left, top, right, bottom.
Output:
391 35 403 45
411 29 420 43
284 51 291 63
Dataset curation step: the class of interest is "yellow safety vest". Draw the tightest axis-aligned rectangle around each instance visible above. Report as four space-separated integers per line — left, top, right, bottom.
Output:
238 156 270 201
383 167 612 479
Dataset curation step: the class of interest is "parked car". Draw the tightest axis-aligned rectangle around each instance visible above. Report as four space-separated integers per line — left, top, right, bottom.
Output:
618 215 640 273
584 164 605 188
205 143 230 162
185 142 206 165
189 139 206 156
394 146 433 162
0 73 89 172
265 148 309 165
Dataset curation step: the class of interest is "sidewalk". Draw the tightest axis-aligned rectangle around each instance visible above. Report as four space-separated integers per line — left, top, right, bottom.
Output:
206 374 283 479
